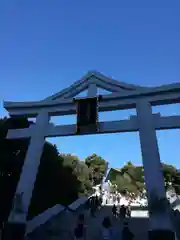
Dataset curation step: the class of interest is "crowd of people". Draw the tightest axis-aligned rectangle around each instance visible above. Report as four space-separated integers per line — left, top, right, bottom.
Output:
102 192 147 207
87 195 132 218
74 213 134 240
112 204 131 219
73 194 180 240
87 195 102 217
74 195 134 240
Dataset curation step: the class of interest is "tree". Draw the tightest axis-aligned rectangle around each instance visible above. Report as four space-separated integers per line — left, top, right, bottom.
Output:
108 162 180 196
173 171 180 194
162 163 177 188
0 117 31 222
85 154 108 185
120 163 145 194
76 162 93 196
109 184 117 194
60 154 93 196
0 117 93 221
29 152 93 219
161 163 180 194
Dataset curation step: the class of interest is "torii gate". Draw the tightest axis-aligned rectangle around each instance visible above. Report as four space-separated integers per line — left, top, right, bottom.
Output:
3 71 179 240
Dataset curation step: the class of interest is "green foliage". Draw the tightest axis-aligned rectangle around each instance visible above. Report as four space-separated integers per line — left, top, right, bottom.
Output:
108 163 145 196
115 175 131 194
85 153 108 185
162 163 180 195
108 162 180 197
60 154 93 196
109 184 117 194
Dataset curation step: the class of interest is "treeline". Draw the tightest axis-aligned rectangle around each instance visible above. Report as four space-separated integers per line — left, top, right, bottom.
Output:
0 117 108 221
109 161 180 196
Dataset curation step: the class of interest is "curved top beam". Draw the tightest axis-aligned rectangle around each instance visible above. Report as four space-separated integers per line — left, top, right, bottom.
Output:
90 71 149 91
42 71 149 102
43 71 94 101
4 81 180 109
3 71 180 118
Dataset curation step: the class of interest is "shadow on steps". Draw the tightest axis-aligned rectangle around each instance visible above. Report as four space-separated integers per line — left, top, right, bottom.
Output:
26 205 150 240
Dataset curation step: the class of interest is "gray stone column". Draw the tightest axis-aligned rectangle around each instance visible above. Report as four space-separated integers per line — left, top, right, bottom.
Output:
136 100 174 240
2 110 49 240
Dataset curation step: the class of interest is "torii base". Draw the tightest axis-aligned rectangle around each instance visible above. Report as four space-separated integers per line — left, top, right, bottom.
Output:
148 230 175 240
2 222 26 240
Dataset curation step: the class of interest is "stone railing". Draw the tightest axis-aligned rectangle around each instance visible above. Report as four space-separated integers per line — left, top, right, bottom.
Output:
26 195 90 235
26 205 65 234
68 196 89 212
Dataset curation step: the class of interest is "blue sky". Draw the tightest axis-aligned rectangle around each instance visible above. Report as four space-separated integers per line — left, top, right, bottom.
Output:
0 0 180 168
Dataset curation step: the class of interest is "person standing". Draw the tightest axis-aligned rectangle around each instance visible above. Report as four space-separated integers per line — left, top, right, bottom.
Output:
117 195 120 205
99 196 102 208
112 204 117 217
74 214 87 240
113 194 116 204
126 204 131 218
122 222 134 240
101 217 114 240
119 205 126 220
95 195 99 210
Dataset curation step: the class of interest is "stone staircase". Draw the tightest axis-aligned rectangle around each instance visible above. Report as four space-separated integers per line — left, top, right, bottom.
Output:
85 206 149 240
24 193 180 240
26 206 150 240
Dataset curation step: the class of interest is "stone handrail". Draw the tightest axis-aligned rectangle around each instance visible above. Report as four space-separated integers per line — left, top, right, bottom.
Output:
26 204 65 234
26 195 90 235
68 196 89 211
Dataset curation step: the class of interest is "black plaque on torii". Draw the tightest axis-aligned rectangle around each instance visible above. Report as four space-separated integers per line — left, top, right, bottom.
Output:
73 96 102 134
